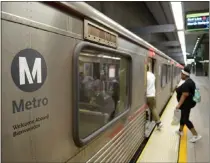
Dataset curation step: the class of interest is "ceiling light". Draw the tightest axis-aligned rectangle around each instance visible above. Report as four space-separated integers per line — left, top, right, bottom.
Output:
171 2 184 30
177 30 186 63
170 1 186 65
177 31 185 45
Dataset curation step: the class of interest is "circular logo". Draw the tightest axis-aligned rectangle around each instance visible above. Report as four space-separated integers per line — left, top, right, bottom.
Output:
11 49 47 92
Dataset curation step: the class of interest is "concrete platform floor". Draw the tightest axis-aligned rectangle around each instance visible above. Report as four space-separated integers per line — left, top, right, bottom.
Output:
187 75 209 163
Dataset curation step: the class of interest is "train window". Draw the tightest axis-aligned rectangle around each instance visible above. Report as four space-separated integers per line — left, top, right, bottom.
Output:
161 64 167 87
73 42 131 146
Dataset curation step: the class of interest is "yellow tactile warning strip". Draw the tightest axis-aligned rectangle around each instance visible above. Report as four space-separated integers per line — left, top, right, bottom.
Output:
137 92 180 162
178 126 187 163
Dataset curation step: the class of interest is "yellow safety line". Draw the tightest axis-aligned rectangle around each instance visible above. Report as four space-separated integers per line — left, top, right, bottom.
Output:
137 93 176 162
178 126 187 163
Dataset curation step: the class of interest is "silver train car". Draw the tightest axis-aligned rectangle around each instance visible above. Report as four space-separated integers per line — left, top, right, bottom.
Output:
2 2 183 163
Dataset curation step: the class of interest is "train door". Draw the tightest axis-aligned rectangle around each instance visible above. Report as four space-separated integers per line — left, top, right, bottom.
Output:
145 57 157 137
171 65 174 93
147 58 155 74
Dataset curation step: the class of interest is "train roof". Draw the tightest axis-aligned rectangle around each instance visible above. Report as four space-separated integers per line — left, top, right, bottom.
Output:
47 2 183 68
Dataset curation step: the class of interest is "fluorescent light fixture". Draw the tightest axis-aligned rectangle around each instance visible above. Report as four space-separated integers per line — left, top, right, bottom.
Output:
80 53 96 57
170 2 186 65
98 55 120 60
177 31 185 45
81 53 120 60
177 30 186 63
171 2 184 30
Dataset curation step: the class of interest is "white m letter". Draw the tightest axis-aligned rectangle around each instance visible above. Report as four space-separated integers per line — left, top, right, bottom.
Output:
19 57 42 85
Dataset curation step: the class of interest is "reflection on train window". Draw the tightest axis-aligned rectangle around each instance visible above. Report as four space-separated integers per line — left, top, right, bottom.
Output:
78 49 130 139
161 64 167 87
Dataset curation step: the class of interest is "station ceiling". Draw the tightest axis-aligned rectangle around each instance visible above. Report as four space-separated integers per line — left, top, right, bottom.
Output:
142 1 209 65
86 1 208 65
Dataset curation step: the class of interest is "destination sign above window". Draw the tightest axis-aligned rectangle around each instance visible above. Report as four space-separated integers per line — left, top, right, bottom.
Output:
84 20 118 48
186 12 209 32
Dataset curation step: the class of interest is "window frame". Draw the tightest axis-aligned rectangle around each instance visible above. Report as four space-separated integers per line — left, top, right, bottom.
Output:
176 67 179 76
173 66 176 78
174 67 178 77
73 41 132 147
167 65 171 82
166 65 168 84
161 64 167 88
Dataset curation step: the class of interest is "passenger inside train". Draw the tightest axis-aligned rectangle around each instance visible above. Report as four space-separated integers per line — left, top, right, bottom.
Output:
78 49 129 138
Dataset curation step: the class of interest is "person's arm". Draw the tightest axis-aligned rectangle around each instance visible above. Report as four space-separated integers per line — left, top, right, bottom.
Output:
176 82 190 109
176 92 189 109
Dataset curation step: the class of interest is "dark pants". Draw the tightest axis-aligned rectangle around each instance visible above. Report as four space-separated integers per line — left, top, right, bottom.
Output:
180 107 194 129
110 96 119 120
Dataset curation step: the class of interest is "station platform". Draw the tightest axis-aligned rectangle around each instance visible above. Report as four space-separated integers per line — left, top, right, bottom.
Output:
137 75 209 163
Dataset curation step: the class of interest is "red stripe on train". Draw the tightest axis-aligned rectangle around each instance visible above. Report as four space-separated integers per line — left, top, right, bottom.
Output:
108 104 147 139
128 104 147 122
108 124 124 139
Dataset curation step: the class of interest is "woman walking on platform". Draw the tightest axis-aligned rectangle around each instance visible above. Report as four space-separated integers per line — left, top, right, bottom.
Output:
175 66 202 143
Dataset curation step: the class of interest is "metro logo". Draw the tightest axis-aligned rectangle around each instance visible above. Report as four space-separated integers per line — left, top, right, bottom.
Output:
11 49 47 92
19 57 42 85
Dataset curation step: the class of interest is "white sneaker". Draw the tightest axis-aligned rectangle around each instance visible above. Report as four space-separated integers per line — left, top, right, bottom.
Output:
176 130 183 136
156 122 163 130
189 135 202 143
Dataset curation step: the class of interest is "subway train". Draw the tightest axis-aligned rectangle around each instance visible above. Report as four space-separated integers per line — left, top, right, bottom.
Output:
2 2 183 163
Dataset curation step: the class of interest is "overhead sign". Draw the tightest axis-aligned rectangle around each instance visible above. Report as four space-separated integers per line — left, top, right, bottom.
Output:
84 20 118 48
186 12 209 32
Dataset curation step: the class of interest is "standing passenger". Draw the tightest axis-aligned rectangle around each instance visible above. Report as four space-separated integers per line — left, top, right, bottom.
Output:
175 66 202 143
110 78 119 120
146 65 163 130
79 72 86 102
